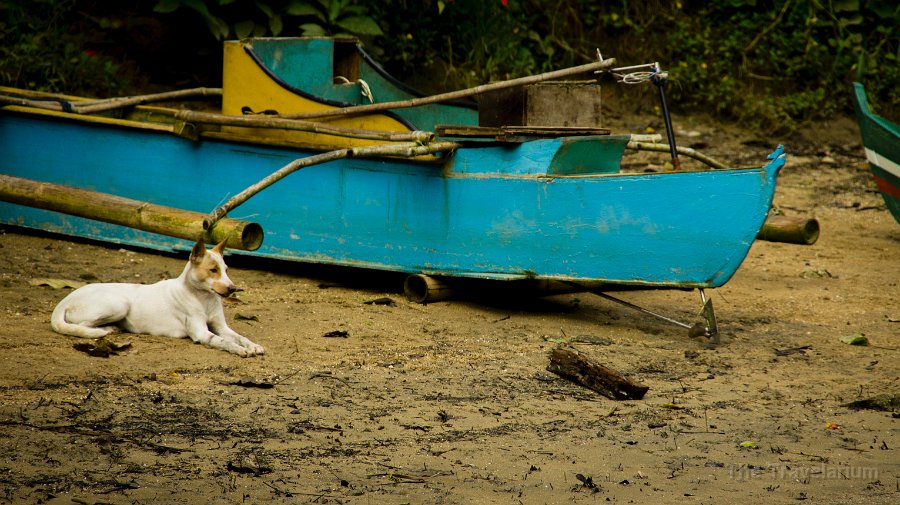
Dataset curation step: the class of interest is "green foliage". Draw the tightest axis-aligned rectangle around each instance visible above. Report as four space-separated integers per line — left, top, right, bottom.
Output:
153 0 382 40
656 0 900 132
369 1 558 90
365 0 897 132
154 0 283 39
2 0 896 130
0 0 125 95
288 0 383 37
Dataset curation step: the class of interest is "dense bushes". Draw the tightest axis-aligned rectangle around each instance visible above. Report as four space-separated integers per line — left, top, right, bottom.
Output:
1 0 896 131
369 0 898 132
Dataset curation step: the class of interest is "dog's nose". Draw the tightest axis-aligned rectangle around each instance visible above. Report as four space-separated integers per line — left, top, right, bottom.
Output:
224 284 236 296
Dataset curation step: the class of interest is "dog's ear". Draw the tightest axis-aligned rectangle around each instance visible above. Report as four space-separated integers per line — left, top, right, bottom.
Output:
190 240 207 264
212 239 227 255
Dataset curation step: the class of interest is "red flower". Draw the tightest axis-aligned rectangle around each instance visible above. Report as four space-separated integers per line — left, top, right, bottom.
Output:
501 0 508 5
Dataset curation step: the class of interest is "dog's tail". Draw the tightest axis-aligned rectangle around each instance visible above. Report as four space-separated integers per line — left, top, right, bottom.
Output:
50 303 111 338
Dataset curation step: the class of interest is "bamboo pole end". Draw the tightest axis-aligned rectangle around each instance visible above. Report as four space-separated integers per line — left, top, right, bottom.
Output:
757 215 819 245
206 220 264 251
404 274 455 303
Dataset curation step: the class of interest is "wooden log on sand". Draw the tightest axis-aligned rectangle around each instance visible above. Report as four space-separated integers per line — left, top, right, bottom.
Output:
547 347 649 400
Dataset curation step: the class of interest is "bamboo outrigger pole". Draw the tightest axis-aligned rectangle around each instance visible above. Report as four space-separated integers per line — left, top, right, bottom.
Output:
203 141 461 229
174 110 435 143
0 88 222 114
279 58 617 121
0 174 263 250
626 141 730 170
73 87 222 114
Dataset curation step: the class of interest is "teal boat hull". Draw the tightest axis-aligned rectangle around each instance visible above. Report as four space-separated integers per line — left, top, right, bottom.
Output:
852 82 900 224
0 109 783 288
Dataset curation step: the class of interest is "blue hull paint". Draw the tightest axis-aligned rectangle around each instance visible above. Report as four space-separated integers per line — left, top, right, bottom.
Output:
0 111 783 288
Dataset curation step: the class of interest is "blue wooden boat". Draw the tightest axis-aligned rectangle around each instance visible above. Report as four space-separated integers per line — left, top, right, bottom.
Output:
0 38 786 339
852 82 900 224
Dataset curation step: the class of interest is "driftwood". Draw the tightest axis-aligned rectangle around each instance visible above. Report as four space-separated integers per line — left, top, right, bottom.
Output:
756 215 820 245
280 58 616 121
0 174 262 251
547 347 649 400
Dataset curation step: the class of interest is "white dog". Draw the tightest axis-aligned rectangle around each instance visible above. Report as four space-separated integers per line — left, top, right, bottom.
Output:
51 240 264 357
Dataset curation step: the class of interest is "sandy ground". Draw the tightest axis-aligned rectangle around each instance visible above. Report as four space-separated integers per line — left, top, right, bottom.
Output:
0 114 898 504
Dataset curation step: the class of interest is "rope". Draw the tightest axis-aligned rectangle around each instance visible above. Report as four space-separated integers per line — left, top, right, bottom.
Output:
334 76 375 103
358 79 374 103
594 50 662 85
617 71 656 84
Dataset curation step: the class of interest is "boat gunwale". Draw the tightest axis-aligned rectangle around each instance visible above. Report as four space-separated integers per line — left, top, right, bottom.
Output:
2 97 785 179
852 82 900 143
1 103 176 134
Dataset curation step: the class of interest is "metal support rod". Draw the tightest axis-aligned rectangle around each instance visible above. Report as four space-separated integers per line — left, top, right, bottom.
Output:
573 283 719 342
699 289 720 344
650 66 681 170
589 291 694 330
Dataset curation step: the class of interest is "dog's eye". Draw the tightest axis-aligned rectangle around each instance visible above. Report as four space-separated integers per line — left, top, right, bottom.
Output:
210 267 218 273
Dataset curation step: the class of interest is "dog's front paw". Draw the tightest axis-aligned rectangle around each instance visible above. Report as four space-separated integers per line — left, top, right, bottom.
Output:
244 342 265 356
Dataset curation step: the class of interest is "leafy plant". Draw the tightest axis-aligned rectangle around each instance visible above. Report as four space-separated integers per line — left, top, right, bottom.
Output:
4 0 897 128
153 0 382 40
658 0 900 131
154 0 281 39
0 0 125 95
287 0 382 37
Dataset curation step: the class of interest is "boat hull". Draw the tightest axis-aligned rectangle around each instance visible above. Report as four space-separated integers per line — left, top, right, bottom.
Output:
852 82 900 224
0 110 782 288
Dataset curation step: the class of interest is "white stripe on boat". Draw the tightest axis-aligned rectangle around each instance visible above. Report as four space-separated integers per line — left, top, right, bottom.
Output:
864 147 900 178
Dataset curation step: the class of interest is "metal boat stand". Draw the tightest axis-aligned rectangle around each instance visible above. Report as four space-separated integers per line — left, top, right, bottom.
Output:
577 286 720 346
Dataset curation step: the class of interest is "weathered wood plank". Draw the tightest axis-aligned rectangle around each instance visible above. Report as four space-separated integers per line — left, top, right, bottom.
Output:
547 347 649 400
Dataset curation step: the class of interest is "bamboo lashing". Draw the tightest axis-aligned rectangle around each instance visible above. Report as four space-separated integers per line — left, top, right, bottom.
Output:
0 174 263 250
279 58 617 121
203 141 461 229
